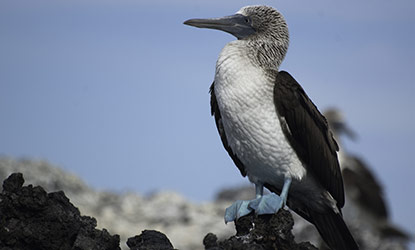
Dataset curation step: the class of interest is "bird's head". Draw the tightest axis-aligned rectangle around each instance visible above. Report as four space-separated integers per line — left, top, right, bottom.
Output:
184 5 289 68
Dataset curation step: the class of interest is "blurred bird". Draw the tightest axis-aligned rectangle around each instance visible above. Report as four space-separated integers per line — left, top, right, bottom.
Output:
185 6 358 250
324 108 410 244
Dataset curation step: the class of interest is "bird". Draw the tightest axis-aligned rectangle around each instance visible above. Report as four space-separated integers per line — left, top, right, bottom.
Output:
323 109 388 220
324 108 410 244
184 5 359 250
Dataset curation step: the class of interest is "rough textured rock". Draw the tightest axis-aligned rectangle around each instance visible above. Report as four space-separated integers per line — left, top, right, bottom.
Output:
0 158 234 250
0 171 314 250
203 210 317 250
127 230 175 250
0 173 120 250
0 157 411 250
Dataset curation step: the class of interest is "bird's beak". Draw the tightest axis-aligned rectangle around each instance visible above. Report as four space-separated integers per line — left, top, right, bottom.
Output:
342 124 358 141
184 14 256 39
332 122 358 141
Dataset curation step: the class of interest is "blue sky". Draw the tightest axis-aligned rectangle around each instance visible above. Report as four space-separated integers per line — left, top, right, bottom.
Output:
1 0 414 240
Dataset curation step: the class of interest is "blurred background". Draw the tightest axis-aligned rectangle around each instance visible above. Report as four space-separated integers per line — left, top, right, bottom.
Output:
0 0 414 247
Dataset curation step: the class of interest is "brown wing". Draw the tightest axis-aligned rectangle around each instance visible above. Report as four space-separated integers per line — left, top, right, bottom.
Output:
274 71 344 207
210 82 247 177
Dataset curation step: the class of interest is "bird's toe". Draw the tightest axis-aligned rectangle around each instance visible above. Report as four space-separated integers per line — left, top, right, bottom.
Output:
224 200 252 223
249 193 283 215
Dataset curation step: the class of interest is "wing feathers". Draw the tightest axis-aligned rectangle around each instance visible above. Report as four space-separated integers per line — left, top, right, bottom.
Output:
274 71 344 207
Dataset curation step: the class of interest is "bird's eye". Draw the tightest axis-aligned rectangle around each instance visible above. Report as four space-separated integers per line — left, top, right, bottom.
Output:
244 17 250 23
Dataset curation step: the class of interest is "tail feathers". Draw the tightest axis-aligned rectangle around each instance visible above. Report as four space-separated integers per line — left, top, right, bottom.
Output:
310 209 359 250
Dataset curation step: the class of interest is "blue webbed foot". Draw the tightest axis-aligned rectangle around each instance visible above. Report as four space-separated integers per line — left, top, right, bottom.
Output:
248 193 284 215
224 200 252 223
224 178 292 223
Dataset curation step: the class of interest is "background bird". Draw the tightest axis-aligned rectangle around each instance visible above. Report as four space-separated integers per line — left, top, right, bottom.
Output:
324 108 410 248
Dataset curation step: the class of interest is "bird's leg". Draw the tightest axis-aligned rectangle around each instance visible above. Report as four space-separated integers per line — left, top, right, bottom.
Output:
249 177 292 215
279 177 292 206
255 183 264 198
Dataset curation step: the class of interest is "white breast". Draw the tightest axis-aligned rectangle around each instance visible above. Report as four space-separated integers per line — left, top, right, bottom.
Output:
214 42 306 189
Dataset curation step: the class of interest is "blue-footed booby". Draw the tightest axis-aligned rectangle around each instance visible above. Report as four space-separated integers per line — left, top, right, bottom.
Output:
184 6 359 250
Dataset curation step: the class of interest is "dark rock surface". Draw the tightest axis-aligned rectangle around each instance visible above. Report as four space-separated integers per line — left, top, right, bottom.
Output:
0 159 411 250
0 158 234 250
0 172 316 250
127 230 175 250
203 210 317 250
0 173 120 250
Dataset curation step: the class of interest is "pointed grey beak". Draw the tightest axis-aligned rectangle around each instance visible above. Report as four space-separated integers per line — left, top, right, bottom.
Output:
342 124 357 141
331 122 358 141
184 14 256 39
